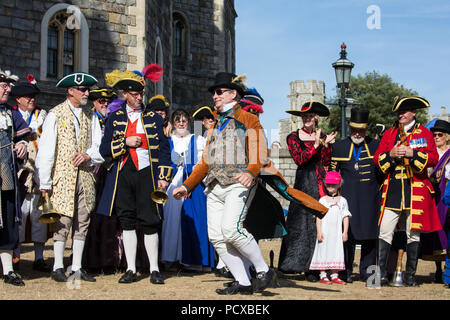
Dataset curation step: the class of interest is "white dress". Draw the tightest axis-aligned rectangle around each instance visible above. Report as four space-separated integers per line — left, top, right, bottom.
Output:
309 196 352 271
160 134 206 263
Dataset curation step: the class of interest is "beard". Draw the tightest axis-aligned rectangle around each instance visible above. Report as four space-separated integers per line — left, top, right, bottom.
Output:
79 97 88 106
351 135 365 145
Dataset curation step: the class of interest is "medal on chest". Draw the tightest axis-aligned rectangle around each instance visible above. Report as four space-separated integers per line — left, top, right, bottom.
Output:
353 144 363 171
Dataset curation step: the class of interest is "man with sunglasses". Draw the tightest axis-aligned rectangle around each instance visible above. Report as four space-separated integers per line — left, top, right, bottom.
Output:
10 75 51 274
36 72 104 283
374 96 441 286
89 87 116 131
97 69 172 285
173 72 275 295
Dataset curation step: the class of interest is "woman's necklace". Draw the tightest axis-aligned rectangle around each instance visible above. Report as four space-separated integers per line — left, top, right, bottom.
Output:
301 127 314 135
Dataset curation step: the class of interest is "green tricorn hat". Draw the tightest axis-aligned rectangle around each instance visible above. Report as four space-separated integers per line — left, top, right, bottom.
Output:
56 72 98 88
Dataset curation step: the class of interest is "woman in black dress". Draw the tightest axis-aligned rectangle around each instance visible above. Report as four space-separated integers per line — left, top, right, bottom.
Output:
278 101 336 282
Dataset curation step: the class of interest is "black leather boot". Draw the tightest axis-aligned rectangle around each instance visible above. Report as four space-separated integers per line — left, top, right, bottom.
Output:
378 239 391 286
404 242 420 287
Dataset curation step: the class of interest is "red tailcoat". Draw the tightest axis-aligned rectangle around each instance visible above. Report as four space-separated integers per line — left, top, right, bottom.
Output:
373 123 442 232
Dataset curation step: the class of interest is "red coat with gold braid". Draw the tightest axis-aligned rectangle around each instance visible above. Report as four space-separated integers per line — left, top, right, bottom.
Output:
373 122 442 232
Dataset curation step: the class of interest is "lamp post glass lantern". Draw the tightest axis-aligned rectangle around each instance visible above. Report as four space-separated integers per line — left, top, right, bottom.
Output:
332 43 354 138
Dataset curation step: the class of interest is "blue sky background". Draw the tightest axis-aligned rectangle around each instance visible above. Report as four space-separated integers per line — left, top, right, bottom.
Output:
235 0 450 143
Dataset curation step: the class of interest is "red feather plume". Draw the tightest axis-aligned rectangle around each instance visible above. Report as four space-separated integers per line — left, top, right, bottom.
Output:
142 64 163 82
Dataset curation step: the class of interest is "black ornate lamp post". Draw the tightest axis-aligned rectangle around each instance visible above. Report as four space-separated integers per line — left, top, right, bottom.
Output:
332 43 354 138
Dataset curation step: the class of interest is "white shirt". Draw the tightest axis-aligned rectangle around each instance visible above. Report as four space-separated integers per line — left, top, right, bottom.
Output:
36 100 104 189
18 108 47 133
122 104 150 171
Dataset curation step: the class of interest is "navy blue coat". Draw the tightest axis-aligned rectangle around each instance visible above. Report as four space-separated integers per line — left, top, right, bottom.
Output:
331 136 382 240
96 102 172 217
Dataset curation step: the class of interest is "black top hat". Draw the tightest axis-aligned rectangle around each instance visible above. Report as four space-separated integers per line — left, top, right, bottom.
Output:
208 72 246 97
193 106 214 120
286 101 330 117
10 82 40 97
430 119 450 134
392 96 430 112
88 87 116 101
349 108 369 129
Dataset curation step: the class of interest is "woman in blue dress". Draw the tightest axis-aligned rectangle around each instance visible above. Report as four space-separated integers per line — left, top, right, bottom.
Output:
161 108 215 271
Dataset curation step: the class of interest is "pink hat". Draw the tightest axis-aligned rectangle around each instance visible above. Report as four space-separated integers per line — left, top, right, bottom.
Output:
325 171 341 185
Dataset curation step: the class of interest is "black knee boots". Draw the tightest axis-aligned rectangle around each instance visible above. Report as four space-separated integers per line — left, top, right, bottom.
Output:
404 241 420 287
378 239 391 286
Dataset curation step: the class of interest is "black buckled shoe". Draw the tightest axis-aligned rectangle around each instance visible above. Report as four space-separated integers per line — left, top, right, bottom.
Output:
70 268 96 282
216 281 253 295
214 267 233 279
253 268 275 292
4 271 25 286
150 271 165 284
223 280 238 288
118 270 137 284
51 268 68 282
33 259 51 273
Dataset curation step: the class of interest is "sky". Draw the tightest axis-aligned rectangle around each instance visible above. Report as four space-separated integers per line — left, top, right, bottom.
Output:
234 0 450 144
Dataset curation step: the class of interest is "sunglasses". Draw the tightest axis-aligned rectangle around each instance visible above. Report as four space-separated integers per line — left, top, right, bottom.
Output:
213 89 232 96
434 132 445 138
97 99 111 104
73 87 90 93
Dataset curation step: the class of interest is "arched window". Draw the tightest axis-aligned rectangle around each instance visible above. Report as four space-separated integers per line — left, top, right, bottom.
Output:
155 36 164 95
41 4 89 81
46 11 78 78
173 12 189 60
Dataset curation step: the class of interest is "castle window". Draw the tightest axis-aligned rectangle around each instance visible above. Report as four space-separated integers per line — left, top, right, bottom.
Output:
155 36 164 95
41 4 89 81
46 11 78 79
173 12 189 60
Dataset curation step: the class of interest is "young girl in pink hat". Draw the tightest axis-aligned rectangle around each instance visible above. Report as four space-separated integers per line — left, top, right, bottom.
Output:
309 171 351 284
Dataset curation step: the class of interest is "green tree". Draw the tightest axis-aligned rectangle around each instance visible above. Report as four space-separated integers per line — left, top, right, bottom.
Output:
321 71 428 139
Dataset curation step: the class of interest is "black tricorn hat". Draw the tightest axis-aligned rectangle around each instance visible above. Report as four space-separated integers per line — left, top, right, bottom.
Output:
286 101 330 117
430 119 450 134
193 106 214 120
88 87 116 101
392 96 430 112
148 94 170 110
208 72 246 97
349 108 369 129
10 82 40 97
376 123 386 137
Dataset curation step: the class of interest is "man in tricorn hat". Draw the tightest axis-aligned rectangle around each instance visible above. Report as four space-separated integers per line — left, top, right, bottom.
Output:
374 96 442 286
36 72 104 283
89 87 116 131
0 69 31 286
330 108 381 283
10 74 51 273
97 68 172 285
148 94 171 137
